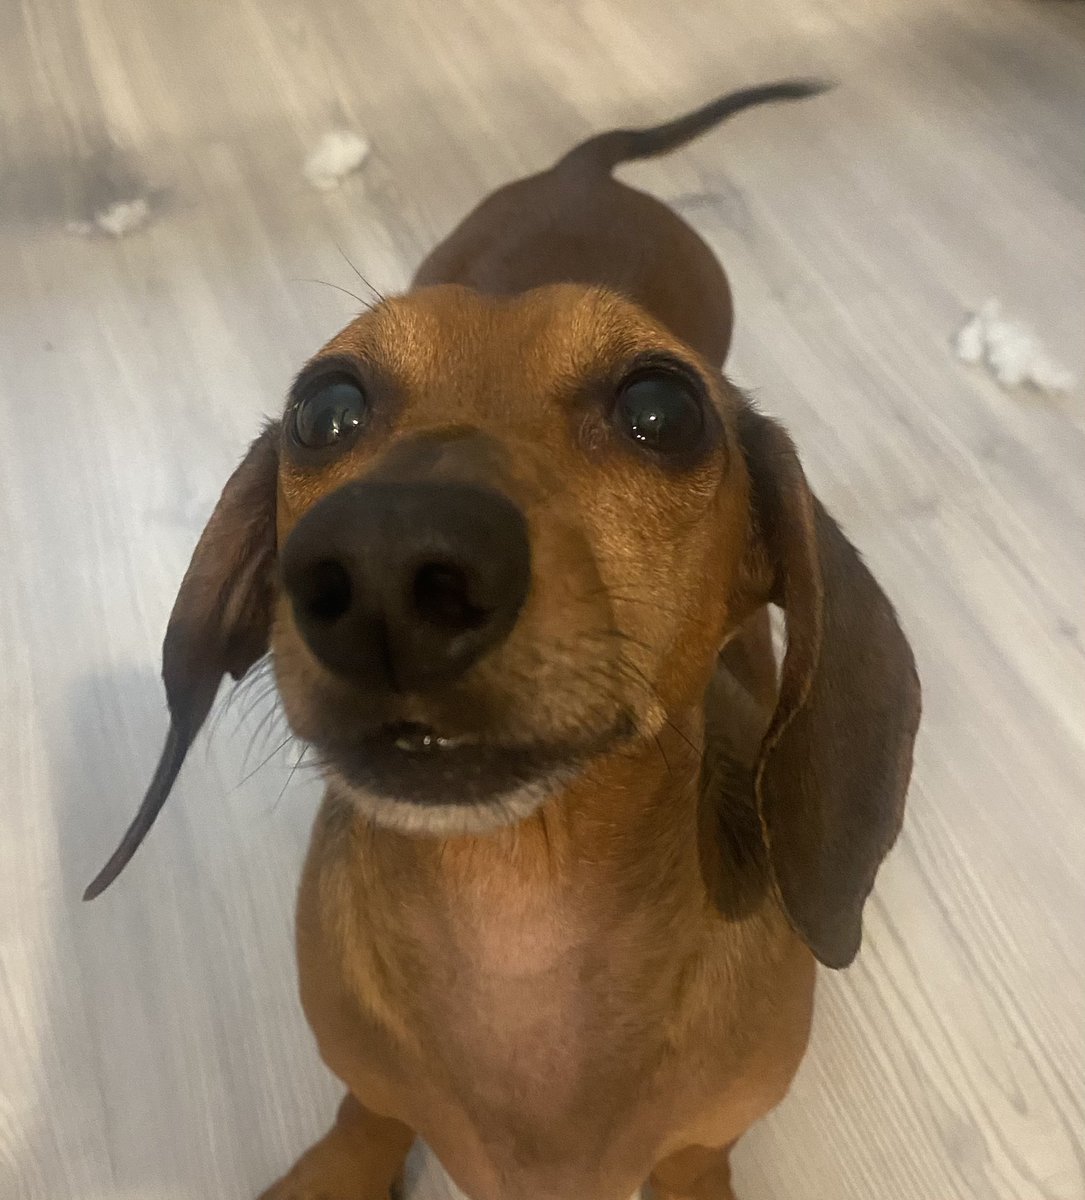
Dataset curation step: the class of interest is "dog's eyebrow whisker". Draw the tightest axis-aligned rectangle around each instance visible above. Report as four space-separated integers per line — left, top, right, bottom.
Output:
334 241 387 302
295 277 372 310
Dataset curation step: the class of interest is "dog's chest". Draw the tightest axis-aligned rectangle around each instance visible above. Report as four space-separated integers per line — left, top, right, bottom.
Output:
400 889 662 1117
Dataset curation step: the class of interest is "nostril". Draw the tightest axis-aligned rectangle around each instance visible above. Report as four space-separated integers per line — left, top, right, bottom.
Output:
410 561 489 632
299 559 353 623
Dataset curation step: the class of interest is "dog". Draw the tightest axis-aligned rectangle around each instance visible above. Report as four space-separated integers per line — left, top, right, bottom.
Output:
87 81 921 1200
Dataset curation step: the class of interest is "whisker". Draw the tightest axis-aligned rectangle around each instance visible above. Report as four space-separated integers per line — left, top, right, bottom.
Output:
555 630 707 763
273 744 311 812
234 733 295 792
295 277 370 309
665 716 703 757
334 241 386 302
598 626 655 655
607 652 658 701
241 695 287 771
209 658 273 742
236 681 281 725
574 585 683 622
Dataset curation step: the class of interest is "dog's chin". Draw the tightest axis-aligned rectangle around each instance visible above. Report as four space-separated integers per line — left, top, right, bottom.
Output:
326 768 572 836
317 719 629 837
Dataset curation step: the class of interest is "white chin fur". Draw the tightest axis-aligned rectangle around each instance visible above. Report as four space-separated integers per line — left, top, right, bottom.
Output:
326 767 564 836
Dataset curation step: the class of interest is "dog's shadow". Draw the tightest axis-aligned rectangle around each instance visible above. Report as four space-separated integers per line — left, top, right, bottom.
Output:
41 664 334 1198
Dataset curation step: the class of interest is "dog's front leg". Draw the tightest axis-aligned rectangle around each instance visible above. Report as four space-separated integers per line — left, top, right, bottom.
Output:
647 1143 737 1200
258 1092 415 1200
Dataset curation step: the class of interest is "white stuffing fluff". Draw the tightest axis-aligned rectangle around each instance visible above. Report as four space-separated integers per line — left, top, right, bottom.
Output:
67 197 151 238
304 129 371 190
954 299 1075 394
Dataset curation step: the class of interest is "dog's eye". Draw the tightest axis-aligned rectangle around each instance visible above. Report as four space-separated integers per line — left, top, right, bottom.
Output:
614 371 704 456
292 376 368 449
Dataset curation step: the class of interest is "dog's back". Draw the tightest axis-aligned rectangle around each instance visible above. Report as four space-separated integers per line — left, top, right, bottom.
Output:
413 81 827 363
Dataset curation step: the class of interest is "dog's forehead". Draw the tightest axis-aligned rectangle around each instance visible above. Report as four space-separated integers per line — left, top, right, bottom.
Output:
322 283 687 402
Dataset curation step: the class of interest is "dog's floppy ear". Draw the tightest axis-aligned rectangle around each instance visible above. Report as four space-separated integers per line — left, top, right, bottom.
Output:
734 405 920 967
84 422 280 900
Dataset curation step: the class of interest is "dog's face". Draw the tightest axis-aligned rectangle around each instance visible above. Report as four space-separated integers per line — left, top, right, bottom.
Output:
271 284 751 833
89 281 919 969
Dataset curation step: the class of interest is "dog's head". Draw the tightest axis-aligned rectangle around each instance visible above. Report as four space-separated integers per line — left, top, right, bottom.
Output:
87 284 919 967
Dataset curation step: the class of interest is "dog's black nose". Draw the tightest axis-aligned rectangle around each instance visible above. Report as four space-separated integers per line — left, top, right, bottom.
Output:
281 481 531 690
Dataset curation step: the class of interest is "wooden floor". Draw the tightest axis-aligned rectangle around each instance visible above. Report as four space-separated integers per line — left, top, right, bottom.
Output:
3 0 1084 1197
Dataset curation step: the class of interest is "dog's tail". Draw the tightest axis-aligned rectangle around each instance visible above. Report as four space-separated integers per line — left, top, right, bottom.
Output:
557 79 831 174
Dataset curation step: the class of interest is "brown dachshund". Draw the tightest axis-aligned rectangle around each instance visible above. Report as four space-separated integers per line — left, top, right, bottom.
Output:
88 81 920 1200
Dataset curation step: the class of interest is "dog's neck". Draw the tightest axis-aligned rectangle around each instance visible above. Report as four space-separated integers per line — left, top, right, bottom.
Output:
332 687 767 982
337 720 702 983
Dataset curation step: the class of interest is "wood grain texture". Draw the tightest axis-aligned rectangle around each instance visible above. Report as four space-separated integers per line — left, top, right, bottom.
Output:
2 0 1083 1197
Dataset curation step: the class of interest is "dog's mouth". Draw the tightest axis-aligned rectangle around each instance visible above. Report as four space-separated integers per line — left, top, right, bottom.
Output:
383 720 478 754
317 716 633 811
